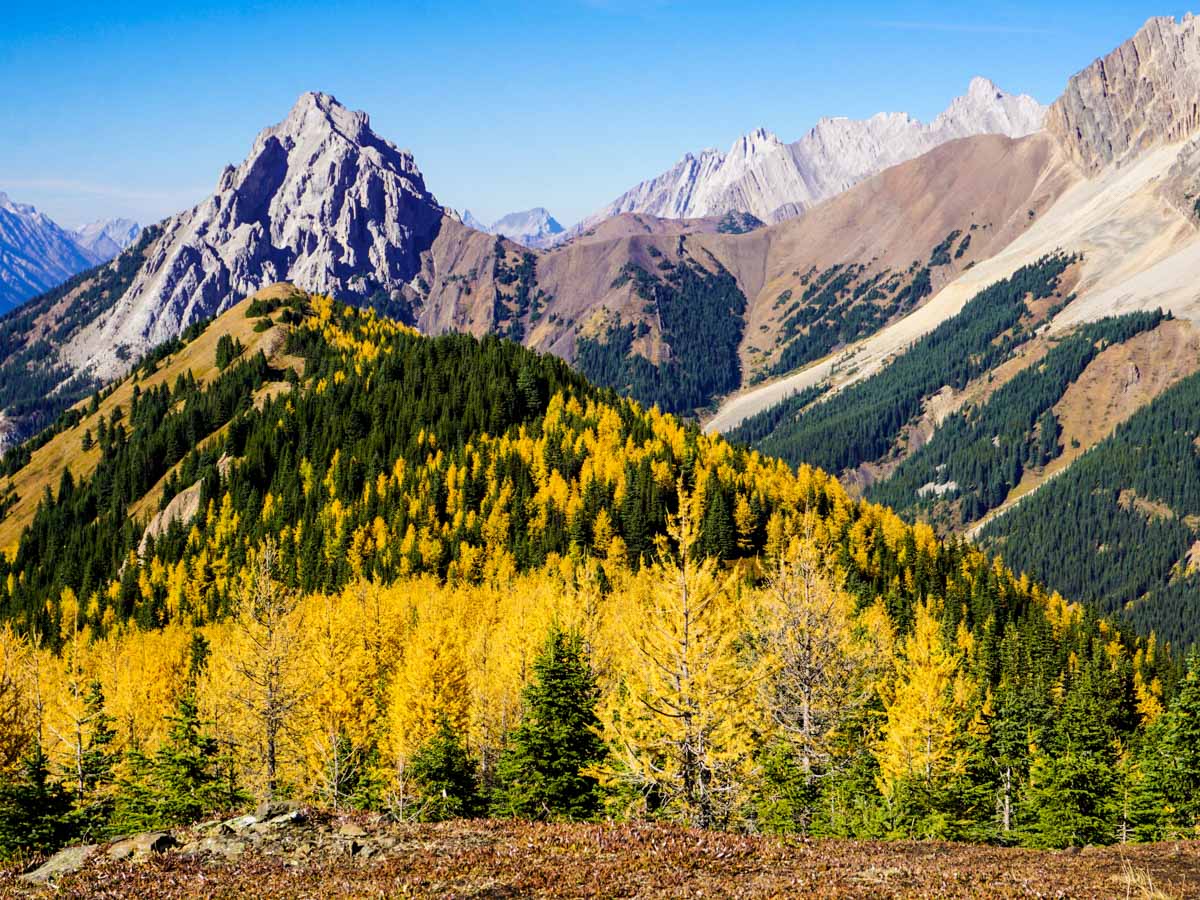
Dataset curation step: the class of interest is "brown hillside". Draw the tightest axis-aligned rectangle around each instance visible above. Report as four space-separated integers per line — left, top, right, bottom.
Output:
420 133 1073 394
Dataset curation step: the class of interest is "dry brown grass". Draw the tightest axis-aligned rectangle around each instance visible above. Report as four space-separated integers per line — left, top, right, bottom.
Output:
2 820 1198 899
0 284 305 553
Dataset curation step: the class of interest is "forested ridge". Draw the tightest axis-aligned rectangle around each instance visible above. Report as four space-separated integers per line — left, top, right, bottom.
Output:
980 363 1200 648
764 231 957 380
0 286 1196 865
870 310 1166 526
575 254 746 416
730 254 1076 473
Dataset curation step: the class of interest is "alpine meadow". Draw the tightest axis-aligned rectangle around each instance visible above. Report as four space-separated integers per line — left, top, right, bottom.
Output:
4 5 1200 897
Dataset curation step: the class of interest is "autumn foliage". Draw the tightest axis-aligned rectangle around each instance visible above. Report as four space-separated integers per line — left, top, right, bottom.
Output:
0 290 1195 859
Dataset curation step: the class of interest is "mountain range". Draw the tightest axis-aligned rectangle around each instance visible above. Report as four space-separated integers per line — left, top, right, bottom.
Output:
0 193 138 309
565 76 1046 239
6 15 1200 646
72 218 141 261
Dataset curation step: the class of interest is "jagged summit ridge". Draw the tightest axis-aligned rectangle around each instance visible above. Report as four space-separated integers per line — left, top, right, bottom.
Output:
67 91 445 377
567 77 1047 235
1046 15 1200 173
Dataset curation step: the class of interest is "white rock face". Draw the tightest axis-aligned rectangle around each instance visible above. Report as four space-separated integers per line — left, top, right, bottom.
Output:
67 91 444 377
1047 14 1200 173
461 207 564 249
569 77 1047 235
73 218 141 262
0 192 101 308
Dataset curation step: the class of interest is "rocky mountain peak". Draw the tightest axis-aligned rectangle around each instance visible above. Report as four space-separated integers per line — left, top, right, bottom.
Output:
462 206 564 248
1046 15 1200 174
461 209 489 231
64 91 446 378
732 128 784 157
73 218 141 262
966 75 1002 101
568 77 1047 234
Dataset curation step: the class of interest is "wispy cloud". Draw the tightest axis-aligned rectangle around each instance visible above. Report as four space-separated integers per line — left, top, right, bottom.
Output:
867 20 1057 36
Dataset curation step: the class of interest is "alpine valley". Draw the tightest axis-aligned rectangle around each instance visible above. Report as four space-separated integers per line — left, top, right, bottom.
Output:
4 11 1200 898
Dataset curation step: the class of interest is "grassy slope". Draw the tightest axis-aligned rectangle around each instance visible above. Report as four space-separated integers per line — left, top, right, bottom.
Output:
0 284 305 553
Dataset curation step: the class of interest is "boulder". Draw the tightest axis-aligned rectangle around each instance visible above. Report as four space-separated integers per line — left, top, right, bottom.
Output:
179 835 247 860
255 799 303 821
220 813 258 833
20 844 99 883
106 831 178 861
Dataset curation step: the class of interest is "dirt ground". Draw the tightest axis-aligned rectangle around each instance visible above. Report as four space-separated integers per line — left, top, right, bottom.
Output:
3 818 1198 899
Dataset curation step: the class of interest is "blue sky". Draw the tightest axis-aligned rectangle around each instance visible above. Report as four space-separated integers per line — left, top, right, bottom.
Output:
0 1 1184 229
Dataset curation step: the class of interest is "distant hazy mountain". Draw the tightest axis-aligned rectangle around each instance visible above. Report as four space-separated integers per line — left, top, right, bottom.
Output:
0 192 101 309
73 218 141 261
569 77 1046 236
461 209 489 232
461 207 564 249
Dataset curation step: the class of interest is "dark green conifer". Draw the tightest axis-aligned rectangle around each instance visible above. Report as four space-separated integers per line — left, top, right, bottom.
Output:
493 626 607 820
407 718 481 822
1136 652 1200 839
0 745 71 858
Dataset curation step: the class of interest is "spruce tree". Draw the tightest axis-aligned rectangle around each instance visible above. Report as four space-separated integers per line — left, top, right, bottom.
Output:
1027 664 1118 847
152 691 225 825
1137 651 1200 838
493 626 607 820
407 718 480 822
0 745 72 857
109 748 159 835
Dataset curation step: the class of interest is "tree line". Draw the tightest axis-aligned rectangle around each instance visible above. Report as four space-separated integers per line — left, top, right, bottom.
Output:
0 286 1192 861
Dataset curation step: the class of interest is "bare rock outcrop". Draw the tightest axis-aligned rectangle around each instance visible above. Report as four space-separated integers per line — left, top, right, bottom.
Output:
138 479 203 558
1047 15 1200 174
564 77 1046 238
66 92 446 380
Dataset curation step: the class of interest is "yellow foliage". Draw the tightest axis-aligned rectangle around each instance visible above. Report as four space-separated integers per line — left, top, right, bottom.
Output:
875 597 976 795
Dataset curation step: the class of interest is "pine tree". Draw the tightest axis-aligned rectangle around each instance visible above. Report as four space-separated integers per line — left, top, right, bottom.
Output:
152 691 226 826
111 685 229 833
758 532 879 835
605 480 757 828
874 599 977 838
407 718 480 822
109 748 158 835
493 626 607 821
1026 663 1118 848
230 538 304 800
